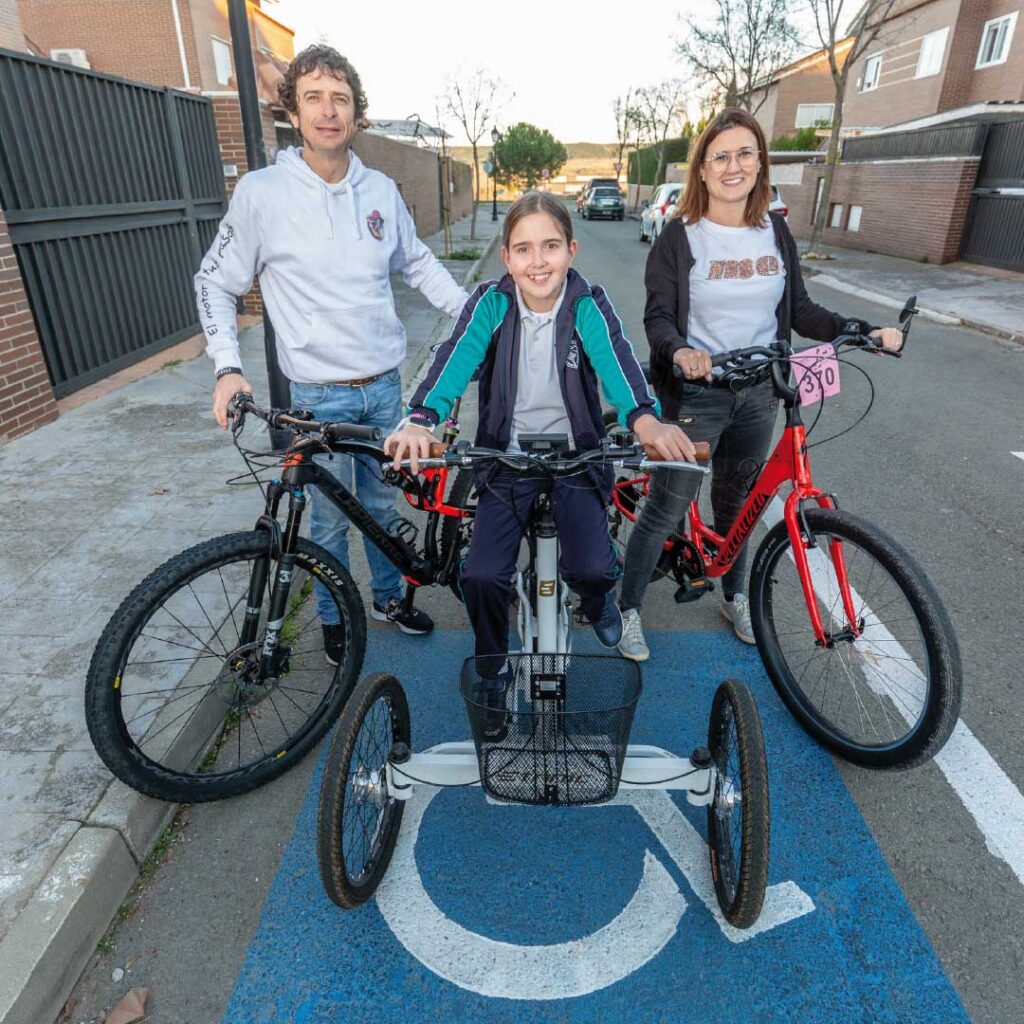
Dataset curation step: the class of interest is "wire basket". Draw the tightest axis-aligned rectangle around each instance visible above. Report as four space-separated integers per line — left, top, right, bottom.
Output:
460 653 642 806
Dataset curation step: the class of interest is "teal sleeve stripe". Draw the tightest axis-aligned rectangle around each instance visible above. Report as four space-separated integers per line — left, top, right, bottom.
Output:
421 287 506 418
577 295 661 425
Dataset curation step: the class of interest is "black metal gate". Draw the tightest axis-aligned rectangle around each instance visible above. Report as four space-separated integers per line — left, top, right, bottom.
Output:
0 49 227 396
961 120 1024 273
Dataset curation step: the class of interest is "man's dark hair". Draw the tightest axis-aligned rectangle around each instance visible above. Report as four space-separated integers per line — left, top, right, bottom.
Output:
277 45 369 128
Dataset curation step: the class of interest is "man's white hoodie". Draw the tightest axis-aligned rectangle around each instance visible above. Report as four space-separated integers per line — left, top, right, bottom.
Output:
195 147 469 382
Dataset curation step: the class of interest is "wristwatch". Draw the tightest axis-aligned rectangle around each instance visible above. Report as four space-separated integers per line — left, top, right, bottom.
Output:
216 366 243 380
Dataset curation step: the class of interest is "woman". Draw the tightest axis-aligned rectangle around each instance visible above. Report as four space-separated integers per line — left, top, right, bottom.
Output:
617 108 904 661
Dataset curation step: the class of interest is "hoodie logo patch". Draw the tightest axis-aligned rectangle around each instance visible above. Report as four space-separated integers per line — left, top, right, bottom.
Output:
565 335 580 370
367 210 384 240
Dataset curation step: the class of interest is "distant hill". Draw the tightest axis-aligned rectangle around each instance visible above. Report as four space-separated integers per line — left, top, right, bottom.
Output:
448 141 618 163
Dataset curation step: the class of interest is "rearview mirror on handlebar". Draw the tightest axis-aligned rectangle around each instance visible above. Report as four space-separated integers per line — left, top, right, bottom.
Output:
899 295 919 326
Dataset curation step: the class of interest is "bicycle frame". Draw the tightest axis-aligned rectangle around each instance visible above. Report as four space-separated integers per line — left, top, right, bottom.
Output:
611 352 859 647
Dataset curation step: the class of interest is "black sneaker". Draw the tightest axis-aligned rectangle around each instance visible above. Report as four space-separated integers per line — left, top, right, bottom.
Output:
322 622 346 666
371 597 434 635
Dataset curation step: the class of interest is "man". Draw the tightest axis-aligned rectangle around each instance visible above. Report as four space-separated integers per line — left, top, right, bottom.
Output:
196 45 469 663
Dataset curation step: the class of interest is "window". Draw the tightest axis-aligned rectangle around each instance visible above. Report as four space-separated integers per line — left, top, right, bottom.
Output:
848 205 863 232
212 37 233 86
830 203 844 228
916 27 949 77
795 103 834 128
976 12 1017 68
862 54 882 91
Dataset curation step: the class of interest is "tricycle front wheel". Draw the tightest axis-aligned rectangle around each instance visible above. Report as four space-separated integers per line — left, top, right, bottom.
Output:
317 672 410 909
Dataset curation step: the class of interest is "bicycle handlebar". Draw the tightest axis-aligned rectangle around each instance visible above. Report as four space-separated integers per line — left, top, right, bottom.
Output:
391 440 711 475
670 315 912 380
229 393 383 441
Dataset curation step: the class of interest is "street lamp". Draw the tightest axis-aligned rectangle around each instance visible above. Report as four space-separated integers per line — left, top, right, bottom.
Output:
490 126 501 222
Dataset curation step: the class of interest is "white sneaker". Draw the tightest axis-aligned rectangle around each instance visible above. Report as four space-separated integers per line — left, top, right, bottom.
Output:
721 594 756 645
618 607 650 662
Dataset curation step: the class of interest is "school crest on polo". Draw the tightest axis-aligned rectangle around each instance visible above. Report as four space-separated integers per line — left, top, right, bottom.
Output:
367 210 385 240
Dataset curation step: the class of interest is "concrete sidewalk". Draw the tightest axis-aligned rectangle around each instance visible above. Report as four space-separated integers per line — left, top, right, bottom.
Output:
0 207 501 1024
798 244 1024 344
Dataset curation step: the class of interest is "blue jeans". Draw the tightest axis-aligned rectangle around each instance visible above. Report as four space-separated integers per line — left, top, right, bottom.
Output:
290 372 404 623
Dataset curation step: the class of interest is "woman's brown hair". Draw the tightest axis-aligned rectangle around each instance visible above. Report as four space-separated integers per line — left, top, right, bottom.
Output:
674 108 772 227
502 192 574 249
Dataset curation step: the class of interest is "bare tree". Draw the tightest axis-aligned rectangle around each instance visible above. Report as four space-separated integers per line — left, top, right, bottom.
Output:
628 100 651 211
677 0 802 113
612 88 635 189
805 0 898 254
637 80 689 192
439 69 509 240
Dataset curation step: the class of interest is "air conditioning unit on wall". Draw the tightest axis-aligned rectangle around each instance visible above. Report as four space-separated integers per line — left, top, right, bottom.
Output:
50 49 91 69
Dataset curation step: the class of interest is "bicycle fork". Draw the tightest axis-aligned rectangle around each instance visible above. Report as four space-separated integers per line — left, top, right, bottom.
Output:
238 487 307 678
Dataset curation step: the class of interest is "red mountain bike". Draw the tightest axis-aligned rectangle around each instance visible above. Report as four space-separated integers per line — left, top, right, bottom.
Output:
607 300 961 769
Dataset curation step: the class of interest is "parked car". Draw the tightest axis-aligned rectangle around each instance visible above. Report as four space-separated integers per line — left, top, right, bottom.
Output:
639 183 682 243
582 186 625 220
770 184 789 219
577 177 622 213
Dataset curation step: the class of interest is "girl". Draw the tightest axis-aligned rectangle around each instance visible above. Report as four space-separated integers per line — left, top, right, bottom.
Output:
617 108 904 661
386 192 695 671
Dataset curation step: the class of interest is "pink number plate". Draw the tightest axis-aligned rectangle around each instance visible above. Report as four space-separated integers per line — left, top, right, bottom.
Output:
791 344 841 406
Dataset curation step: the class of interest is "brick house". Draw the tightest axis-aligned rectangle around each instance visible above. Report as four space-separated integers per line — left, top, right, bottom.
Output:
754 39 854 142
17 0 294 186
842 0 1022 130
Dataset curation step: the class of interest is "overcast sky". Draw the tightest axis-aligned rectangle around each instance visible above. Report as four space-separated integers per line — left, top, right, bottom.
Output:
269 0 724 145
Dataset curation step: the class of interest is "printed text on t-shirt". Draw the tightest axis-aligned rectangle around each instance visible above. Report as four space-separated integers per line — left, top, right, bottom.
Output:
708 256 780 280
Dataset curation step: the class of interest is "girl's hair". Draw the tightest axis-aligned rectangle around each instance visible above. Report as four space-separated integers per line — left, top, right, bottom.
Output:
674 108 772 227
502 192 574 249
278 45 370 129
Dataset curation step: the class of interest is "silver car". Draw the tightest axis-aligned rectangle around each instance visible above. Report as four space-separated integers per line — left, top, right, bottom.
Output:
639 183 683 243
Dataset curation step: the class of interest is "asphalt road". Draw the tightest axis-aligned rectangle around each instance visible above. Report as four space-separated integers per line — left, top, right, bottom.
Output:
63 212 1023 1024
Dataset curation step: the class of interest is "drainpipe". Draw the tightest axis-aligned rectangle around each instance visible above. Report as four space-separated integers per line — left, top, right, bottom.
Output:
170 0 192 89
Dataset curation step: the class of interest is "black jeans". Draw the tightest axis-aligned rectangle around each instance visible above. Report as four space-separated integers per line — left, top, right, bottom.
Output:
620 379 778 610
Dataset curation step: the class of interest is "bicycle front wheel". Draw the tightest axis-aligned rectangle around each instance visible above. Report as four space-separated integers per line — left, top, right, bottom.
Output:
86 532 366 803
749 509 961 769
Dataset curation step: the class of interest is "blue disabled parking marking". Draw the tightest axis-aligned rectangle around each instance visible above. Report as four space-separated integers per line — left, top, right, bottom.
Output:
222 629 968 1024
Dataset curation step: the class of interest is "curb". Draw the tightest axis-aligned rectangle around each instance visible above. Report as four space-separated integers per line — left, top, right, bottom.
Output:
803 267 1024 344
0 218 503 1024
0 826 138 1024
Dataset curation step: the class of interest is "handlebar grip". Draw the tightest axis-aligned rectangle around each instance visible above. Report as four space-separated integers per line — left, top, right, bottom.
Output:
428 441 448 459
327 422 383 441
642 441 711 463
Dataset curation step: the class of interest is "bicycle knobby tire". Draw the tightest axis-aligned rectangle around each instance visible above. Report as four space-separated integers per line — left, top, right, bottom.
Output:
85 531 366 802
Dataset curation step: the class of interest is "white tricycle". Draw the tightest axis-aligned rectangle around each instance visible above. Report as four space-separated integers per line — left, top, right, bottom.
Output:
316 435 771 929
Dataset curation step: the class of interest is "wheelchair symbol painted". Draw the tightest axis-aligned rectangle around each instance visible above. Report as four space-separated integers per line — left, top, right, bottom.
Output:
375 787 815 1001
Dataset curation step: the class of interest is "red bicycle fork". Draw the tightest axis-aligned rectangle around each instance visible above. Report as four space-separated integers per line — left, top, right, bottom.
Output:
683 422 862 646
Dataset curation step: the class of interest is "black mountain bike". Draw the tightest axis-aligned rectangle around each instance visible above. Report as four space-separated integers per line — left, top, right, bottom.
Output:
85 396 475 803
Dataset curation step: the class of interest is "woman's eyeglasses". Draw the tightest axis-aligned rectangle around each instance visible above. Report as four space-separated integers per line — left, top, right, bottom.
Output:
704 148 759 171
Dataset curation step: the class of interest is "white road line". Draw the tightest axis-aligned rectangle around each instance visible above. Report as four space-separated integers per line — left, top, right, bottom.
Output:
1012 452 1024 464
764 498 1024 887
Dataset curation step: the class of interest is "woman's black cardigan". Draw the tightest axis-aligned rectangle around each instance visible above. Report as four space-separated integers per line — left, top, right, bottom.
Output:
644 211 875 419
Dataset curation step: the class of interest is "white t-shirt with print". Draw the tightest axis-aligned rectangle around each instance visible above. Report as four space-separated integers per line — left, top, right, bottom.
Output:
684 218 785 360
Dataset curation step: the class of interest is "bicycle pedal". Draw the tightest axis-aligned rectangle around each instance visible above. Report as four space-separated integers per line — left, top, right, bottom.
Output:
674 577 713 604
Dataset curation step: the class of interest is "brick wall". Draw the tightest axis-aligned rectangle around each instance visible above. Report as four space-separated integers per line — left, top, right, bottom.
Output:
0 0 25 49
784 156 980 262
962 0 1024 104
0 208 58 444
19 0 192 86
